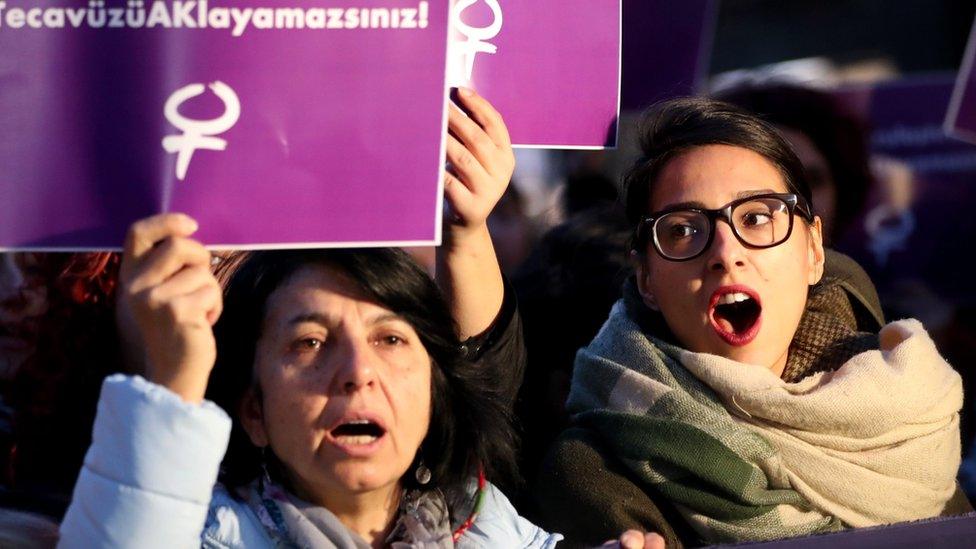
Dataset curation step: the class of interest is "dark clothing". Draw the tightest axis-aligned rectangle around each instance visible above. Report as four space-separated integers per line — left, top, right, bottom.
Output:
535 427 696 548
461 277 526 410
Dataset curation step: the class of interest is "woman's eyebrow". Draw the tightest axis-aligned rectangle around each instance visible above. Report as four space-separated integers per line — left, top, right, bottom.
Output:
366 312 407 326
660 200 708 211
735 188 777 199
658 189 780 212
287 312 330 326
285 311 405 326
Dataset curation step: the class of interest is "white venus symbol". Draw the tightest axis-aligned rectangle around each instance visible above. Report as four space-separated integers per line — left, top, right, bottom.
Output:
162 80 241 181
450 0 503 84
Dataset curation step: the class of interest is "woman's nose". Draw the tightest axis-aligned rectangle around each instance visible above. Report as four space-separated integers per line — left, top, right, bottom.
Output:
335 338 378 394
705 220 747 273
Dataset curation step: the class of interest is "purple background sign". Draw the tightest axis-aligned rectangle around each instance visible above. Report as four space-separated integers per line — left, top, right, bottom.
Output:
947 16 976 144
620 0 717 111
450 0 620 149
832 76 976 309
0 0 449 250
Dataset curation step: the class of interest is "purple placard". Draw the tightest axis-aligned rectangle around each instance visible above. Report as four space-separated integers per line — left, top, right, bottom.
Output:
717 513 976 548
832 75 976 308
0 0 450 250
946 16 976 144
449 0 620 149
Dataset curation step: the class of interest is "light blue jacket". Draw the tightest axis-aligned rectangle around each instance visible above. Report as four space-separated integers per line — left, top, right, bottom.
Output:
59 375 561 548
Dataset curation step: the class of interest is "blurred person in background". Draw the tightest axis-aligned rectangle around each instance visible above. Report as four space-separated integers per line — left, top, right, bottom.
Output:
511 204 633 499
715 82 874 245
0 253 123 519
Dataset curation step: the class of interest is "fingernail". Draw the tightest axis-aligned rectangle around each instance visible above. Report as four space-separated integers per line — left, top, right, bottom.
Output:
458 86 474 98
182 215 199 232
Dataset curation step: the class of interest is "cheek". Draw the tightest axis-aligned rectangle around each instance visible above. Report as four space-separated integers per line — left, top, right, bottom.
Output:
255 360 328 452
391 361 433 445
647 262 702 312
760 244 813 324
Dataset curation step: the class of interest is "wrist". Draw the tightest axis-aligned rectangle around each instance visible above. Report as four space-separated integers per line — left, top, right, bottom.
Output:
148 366 209 404
442 222 492 252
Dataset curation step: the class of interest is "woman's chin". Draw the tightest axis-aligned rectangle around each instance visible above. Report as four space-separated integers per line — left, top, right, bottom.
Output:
324 462 407 496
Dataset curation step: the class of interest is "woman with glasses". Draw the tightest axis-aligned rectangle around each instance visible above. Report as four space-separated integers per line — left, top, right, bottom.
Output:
534 97 970 547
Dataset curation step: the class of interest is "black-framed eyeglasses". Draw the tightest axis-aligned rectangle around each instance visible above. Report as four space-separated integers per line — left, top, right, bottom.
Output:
634 193 814 261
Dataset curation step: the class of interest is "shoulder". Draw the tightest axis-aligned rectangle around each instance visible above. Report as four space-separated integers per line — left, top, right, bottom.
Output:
534 427 686 548
201 484 272 549
459 482 562 549
536 427 618 502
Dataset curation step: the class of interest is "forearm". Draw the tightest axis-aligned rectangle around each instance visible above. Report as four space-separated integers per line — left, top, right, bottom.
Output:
436 225 505 340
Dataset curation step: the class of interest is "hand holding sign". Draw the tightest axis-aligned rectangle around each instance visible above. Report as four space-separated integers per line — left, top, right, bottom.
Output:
444 87 515 235
119 213 221 403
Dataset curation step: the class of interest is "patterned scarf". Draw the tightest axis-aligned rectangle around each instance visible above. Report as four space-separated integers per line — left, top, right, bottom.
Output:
567 278 962 543
244 475 455 548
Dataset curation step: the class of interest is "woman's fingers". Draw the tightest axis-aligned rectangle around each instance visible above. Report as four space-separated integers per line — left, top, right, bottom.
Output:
446 133 490 193
618 530 645 549
447 100 515 180
643 533 665 549
126 236 212 295
123 213 198 265
444 169 475 217
141 265 222 325
118 214 219 403
163 282 223 330
454 86 512 149
601 530 665 549
442 90 514 231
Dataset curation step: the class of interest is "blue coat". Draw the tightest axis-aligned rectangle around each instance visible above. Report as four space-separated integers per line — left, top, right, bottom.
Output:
58 375 561 548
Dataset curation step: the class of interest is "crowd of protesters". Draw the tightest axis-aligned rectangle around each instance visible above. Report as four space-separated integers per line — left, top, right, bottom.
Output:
1 84 974 548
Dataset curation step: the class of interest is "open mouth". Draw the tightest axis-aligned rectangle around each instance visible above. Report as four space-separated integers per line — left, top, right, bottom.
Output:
330 419 386 446
709 287 762 346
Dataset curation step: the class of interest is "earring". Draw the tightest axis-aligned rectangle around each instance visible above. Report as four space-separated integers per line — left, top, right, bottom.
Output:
415 460 432 485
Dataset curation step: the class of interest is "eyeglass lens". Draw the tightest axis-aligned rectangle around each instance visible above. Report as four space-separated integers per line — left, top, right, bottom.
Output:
654 197 792 259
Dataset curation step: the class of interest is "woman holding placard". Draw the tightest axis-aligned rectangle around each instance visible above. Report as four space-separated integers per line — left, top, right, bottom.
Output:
57 90 576 548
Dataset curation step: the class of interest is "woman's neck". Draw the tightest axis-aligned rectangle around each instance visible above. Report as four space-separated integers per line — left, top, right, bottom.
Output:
328 486 401 548
288 474 402 548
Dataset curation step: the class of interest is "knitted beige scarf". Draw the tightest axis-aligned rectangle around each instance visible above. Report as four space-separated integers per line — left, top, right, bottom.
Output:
677 319 963 527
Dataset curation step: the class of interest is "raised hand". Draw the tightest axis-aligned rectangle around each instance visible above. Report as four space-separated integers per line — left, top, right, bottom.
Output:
437 87 515 339
119 213 222 403
444 86 516 234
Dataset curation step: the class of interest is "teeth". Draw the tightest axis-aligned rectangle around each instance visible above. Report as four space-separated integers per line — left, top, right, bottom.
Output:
335 435 379 445
718 292 752 305
345 419 371 425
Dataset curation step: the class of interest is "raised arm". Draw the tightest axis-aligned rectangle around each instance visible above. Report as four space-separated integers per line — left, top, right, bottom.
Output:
436 88 515 340
59 214 230 548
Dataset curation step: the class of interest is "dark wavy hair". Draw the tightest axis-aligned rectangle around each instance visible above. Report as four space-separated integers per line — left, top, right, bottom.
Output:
622 96 814 253
206 248 516 506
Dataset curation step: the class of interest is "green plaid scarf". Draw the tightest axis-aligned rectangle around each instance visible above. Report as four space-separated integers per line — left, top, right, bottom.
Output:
566 293 843 543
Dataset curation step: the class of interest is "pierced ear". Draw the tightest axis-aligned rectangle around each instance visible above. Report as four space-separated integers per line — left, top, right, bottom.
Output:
634 259 661 311
807 217 826 285
239 387 269 448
